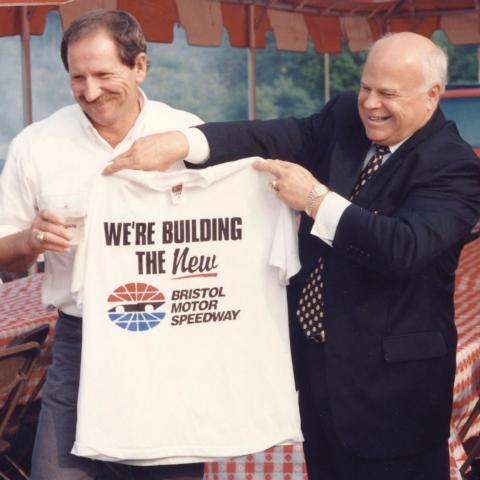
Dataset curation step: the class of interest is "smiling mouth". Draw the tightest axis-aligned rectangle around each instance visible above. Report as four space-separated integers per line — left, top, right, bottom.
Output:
367 114 390 121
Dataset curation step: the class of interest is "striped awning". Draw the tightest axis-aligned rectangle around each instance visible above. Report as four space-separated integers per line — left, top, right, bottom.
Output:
1 0 480 53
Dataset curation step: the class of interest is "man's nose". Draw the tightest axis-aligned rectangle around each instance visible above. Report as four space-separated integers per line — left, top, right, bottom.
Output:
82 77 101 102
362 90 381 109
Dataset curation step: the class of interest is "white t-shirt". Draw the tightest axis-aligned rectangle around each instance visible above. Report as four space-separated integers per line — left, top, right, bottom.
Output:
0 90 202 315
71 157 303 465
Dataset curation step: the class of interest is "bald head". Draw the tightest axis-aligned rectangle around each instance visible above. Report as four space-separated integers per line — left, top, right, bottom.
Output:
367 32 448 92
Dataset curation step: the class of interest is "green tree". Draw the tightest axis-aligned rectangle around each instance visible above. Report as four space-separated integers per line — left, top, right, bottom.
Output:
144 30 248 121
330 47 366 96
257 76 313 118
432 30 478 85
255 33 324 117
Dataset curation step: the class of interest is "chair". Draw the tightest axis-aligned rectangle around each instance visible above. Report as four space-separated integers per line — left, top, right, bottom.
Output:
7 324 50 350
0 342 40 480
5 324 50 437
460 396 480 479
0 272 28 284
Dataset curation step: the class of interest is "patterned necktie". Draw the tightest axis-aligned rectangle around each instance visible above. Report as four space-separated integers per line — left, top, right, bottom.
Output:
350 144 390 200
296 144 390 342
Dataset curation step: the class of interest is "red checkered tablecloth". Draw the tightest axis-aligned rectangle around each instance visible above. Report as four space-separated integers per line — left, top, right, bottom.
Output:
0 239 478 479
205 238 480 480
449 237 480 480
0 273 58 403
205 444 307 480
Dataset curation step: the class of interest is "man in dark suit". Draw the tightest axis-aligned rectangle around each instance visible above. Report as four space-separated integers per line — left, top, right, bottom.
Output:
105 32 480 480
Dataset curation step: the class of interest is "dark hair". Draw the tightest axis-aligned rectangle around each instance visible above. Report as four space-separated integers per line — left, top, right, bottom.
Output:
60 9 147 71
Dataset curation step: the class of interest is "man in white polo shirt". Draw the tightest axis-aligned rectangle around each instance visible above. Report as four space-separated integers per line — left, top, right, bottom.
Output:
0 9 204 480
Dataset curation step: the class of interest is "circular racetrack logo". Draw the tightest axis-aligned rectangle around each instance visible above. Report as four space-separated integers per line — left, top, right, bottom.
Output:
107 283 166 332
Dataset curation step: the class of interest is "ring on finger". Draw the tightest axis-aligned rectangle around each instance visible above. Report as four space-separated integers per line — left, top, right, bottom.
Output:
35 231 45 243
270 179 280 192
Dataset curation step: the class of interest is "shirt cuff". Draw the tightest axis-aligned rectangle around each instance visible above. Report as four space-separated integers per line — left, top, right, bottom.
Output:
310 192 351 247
181 128 210 164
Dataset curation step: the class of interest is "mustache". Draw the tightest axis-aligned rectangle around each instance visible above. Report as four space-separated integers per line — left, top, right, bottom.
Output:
82 93 118 106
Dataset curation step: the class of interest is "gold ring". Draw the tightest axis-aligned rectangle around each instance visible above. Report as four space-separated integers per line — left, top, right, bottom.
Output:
35 231 45 242
270 179 279 192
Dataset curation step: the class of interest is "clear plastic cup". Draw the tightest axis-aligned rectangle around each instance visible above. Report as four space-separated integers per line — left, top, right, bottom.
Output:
64 214 86 245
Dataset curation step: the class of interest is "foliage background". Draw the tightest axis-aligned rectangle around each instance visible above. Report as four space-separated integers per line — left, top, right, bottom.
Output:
0 11 478 165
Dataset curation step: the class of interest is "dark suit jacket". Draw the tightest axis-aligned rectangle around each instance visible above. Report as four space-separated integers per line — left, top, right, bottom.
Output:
195 93 480 459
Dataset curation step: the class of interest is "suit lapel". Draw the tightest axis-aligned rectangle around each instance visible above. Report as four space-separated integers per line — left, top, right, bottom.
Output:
353 148 404 206
328 128 371 197
353 108 447 207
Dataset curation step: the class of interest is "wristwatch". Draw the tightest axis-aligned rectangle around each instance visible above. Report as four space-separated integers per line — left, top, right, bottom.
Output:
304 182 328 217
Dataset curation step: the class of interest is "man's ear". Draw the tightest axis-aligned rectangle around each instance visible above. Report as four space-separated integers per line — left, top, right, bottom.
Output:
427 83 442 111
134 52 148 84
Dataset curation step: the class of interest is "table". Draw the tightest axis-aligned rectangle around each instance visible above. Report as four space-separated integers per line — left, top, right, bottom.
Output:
0 241 478 480
449 236 480 480
205 236 480 480
0 272 58 404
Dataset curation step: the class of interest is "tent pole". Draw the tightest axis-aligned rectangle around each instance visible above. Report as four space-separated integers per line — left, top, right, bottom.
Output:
20 6 33 126
477 46 480 83
323 52 330 104
21 6 36 274
247 4 256 120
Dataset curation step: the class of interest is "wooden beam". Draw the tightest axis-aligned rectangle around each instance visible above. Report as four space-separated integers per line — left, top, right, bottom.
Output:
214 0 480 18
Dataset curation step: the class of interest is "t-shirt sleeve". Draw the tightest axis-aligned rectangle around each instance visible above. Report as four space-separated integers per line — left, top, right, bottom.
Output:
269 203 301 285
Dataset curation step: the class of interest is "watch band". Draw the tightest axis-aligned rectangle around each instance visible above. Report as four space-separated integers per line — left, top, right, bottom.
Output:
304 182 328 217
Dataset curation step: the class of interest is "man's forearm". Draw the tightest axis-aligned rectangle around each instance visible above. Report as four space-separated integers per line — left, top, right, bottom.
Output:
197 118 307 166
0 230 38 272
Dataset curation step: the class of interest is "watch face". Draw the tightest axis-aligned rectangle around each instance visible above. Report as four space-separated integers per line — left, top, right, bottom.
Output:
314 184 328 197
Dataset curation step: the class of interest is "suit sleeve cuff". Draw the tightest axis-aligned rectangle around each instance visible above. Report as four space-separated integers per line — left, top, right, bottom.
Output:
310 192 351 246
180 128 210 164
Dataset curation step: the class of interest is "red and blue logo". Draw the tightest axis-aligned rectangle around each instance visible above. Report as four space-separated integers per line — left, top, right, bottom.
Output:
107 283 166 332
